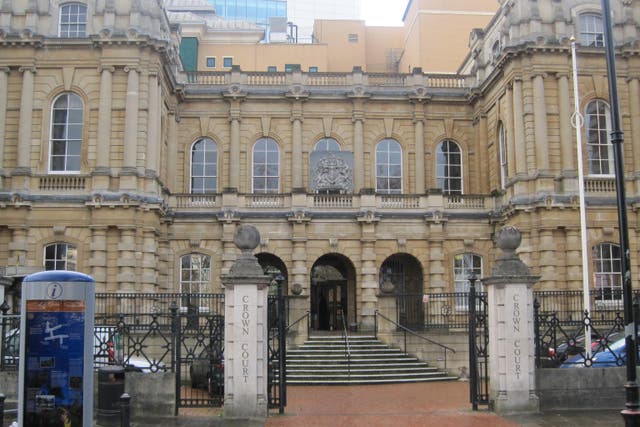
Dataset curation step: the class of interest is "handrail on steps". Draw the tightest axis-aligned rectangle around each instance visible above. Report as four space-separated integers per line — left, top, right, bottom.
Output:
286 310 311 337
374 309 456 371
339 308 351 378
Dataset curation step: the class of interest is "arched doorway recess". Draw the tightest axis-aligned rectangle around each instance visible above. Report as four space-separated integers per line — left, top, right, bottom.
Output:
310 254 357 332
380 253 424 329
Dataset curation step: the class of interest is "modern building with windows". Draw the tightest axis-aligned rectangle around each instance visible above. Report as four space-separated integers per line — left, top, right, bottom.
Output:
0 0 639 334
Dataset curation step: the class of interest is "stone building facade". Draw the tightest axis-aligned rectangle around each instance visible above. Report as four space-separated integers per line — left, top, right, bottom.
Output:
1 0 639 331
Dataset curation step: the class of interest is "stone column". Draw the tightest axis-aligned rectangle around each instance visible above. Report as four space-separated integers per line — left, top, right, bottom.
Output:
116 226 137 292
95 66 114 189
558 75 575 178
121 67 139 190
505 84 516 179
628 77 640 196
0 67 9 187
288 213 310 296
8 226 28 274
166 111 178 191
414 112 425 194
291 101 303 190
353 104 365 192
89 226 108 292
16 67 35 179
532 74 549 172
483 226 540 415
146 72 160 194
357 211 379 330
229 99 242 191
222 225 271 420
564 228 582 291
141 228 158 293
220 214 240 276
512 79 527 195
478 114 489 193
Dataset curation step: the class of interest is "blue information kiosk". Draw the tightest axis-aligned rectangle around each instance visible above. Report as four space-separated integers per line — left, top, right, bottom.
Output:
18 271 95 427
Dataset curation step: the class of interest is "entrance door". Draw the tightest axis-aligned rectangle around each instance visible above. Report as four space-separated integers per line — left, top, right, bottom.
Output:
311 279 347 331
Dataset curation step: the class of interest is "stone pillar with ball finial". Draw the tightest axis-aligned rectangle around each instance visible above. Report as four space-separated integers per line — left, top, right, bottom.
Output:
483 226 540 415
222 224 271 420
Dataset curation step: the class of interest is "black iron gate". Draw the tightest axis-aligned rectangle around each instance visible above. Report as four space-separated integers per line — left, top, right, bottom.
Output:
468 277 489 409
174 303 225 412
268 280 288 413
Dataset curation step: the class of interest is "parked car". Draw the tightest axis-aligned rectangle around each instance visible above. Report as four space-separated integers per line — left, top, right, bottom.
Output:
561 334 639 368
4 327 165 372
543 329 623 367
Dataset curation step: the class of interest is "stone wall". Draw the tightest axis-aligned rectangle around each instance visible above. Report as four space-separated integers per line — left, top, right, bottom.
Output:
537 368 629 410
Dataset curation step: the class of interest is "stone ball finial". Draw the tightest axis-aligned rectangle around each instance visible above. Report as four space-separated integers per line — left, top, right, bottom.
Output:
234 224 260 253
496 226 521 258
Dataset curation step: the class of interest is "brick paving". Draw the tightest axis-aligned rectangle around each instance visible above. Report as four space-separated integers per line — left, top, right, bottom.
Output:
123 380 622 427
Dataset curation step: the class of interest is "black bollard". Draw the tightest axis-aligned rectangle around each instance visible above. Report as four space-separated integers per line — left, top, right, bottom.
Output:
120 393 131 427
0 393 5 426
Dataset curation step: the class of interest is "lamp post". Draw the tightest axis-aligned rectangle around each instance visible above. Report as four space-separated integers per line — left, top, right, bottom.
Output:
600 0 640 424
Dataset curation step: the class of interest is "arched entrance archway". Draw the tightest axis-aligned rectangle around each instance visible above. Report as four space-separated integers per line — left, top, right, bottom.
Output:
380 253 424 329
256 252 288 295
310 254 356 332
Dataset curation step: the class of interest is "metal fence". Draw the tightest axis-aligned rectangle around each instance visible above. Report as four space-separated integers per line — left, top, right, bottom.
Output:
95 292 225 326
533 290 640 368
395 292 485 330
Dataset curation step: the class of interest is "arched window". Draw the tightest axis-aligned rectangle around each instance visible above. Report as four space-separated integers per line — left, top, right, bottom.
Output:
59 3 87 37
436 140 462 194
252 138 280 193
190 137 218 193
375 138 402 194
50 93 83 173
498 123 508 190
44 243 77 271
586 100 613 175
579 13 604 47
453 253 483 310
593 243 622 304
314 138 341 152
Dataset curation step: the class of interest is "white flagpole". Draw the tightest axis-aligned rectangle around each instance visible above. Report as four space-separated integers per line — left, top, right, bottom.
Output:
570 37 592 360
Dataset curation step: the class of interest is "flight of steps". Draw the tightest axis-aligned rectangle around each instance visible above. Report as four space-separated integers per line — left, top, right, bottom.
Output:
285 335 458 385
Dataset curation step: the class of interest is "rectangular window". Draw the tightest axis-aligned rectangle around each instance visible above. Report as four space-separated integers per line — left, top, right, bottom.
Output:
284 64 300 73
267 66 277 72
309 66 318 73
223 57 233 68
348 33 359 43
206 57 216 68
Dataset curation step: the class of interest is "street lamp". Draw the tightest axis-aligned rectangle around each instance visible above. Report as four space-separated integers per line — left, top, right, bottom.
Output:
600 0 640 424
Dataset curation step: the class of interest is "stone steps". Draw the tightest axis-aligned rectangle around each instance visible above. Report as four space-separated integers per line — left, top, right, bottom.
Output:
284 335 458 385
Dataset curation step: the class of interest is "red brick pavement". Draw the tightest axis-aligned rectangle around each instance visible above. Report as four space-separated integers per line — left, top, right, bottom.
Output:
266 381 519 427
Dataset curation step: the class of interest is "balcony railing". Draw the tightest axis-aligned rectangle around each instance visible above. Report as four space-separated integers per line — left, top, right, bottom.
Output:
181 70 471 90
312 194 355 208
38 175 86 191
446 194 485 209
163 192 495 212
584 177 616 193
174 194 219 208
378 194 421 209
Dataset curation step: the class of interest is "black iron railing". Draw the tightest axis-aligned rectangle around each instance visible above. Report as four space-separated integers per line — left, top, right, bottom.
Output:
534 296 631 368
374 310 455 371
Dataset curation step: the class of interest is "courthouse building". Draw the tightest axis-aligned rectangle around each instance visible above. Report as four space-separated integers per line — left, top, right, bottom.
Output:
1 0 639 331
